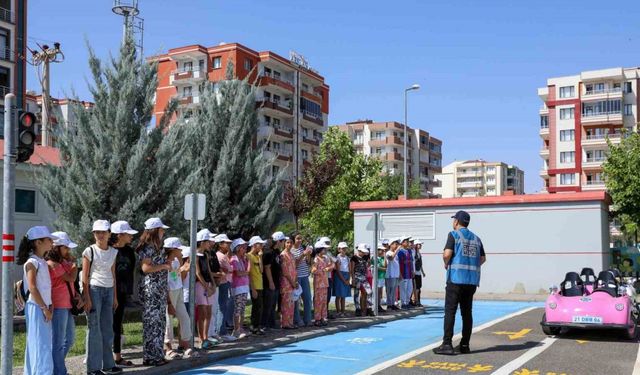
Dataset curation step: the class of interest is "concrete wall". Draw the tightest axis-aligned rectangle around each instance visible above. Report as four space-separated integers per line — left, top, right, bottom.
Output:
352 192 610 295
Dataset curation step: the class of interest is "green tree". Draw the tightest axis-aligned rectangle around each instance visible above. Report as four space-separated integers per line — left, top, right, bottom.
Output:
379 173 422 200
172 63 281 238
35 39 192 245
604 132 640 241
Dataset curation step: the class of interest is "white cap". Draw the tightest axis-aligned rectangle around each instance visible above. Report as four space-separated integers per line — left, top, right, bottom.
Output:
26 226 58 241
214 234 232 243
400 235 411 242
319 236 330 244
51 231 77 248
92 220 110 232
377 243 386 250
180 246 191 258
314 240 330 249
163 237 182 249
381 239 390 246
356 243 370 254
197 229 213 242
144 217 169 230
271 231 285 241
414 240 423 245
111 221 138 235
231 238 247 251
249 236 267 247
337 241 348 249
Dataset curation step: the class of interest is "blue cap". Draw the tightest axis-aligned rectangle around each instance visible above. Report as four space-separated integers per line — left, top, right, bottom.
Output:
451 210 471 225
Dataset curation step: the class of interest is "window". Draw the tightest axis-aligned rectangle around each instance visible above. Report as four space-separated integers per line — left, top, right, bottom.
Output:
273 71 281 80
560 151 575 163
613 82 621 90
183 61 193 72
182 86 192 97
302 128 308 137
244 58 252 71
375 148 382 154
198 59 205 71
625 104 633 116
559 86 574 98
272 165 280 176
302 83 309 92
420 135 427 145
371 131 385 140
212 57 222 69
0 28 9 61
540 116 548 128
354 131 363 144
302 149 308 160
625 82 633 93
300 98 321 118
273 141 281 151
272 118 280 126
486 167 495 173
582 99 621 116
15 189 36 214
559 108 574 120
559 174 575 185
559 130 575 141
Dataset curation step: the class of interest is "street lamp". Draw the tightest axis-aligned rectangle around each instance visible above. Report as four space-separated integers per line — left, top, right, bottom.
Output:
404 84 420 198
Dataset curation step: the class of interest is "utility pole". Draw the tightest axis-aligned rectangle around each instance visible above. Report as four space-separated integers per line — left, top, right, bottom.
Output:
29 43 64 147
1 94 16 375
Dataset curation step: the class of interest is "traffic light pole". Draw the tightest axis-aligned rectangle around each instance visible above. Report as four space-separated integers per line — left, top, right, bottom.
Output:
1 93 16 375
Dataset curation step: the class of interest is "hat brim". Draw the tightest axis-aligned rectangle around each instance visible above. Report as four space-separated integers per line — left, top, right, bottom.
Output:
250 240 266 246
68 241 78 249
216 239 232 243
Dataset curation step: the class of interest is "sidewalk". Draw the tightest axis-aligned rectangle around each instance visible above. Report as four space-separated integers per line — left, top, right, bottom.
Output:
12 307 425 375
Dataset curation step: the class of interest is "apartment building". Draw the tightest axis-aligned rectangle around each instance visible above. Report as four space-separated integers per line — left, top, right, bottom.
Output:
25 92 94 146
148 43 330 184
538 67 640 193
434 160 525 198
0 0 27 137
335 120 443 198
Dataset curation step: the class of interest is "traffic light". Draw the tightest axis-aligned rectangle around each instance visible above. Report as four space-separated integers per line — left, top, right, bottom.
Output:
16 111 36 163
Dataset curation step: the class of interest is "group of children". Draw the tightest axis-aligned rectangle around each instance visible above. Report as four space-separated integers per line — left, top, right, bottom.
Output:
17 219 425 375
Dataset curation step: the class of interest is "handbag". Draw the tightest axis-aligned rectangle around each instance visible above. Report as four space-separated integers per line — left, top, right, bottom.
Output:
66 281 84 316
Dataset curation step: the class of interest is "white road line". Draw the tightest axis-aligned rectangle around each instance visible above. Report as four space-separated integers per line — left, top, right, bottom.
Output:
194 365 307 375
490 337 557 375
355 306 539 375
632 340 640 375
288 352 360 361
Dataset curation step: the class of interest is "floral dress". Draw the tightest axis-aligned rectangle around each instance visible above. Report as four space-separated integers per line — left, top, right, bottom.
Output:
279 251 297 328
138 245 168 362
313 256 331 321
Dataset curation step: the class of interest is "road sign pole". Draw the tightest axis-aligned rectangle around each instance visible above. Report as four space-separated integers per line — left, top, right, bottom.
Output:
1 93 16 375
188 193 198 349
372 213 378 316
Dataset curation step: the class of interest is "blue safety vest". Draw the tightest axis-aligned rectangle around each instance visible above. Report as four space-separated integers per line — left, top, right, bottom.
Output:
447 228 482 286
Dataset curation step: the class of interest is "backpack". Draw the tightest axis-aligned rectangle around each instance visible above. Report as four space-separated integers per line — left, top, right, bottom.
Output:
14 258 39 313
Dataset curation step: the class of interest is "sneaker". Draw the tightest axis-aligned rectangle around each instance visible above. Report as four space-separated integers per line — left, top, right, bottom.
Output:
207 337 220 345
102 367 124 374
456 344 471 354
234 331 248 339
433 344 455 355
222 334 237 342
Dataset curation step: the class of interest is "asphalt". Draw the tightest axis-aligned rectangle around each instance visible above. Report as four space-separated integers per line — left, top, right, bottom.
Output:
378 308 640 375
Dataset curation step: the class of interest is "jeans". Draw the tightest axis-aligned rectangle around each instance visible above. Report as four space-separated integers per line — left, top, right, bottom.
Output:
86 285 116 372
250 290 264 329
24 302 53 375
443 282 477 346
217 282 234 335
262 287 279 328
112 291 127 354
385 277 399 306
52 308 75 375
294 276 312 326
400 278 413 306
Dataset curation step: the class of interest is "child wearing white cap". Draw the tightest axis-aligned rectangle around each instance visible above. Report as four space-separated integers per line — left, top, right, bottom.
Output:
195 230 217 348
311 242 334 326
333 242 351 317
350 244 373 317
47 231 80 375
17 226 57 375
135 218 171 366
82 220 122 374
230 238 250 339
247 236 266 335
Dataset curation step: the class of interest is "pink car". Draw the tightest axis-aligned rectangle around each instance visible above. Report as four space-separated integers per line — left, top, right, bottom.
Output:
541 269 639 339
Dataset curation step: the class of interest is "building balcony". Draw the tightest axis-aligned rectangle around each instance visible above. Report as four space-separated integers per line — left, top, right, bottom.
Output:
539 106 549 115
457 181 483 188
0 85 10 98
540 169 549 178
0 7 14 23
176 93 200 107
582 157 606 169
370 136 404 147
539 147 549 158
457 171 482 178
302 136 320 146
265 149 293 162
258 122 294 140
582 133 622 149
539 125 549 138
301 90 323 103
384 152 404 162
581 111 623 125
428 179 441 188
256 98 294 116
0 47 13 62
170 68 206 85
301 110 324 127
258 73 294 93
581 88 623 101
582 180 606 190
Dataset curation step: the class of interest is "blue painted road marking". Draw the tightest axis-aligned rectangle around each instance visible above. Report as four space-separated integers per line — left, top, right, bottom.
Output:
179 300 542 375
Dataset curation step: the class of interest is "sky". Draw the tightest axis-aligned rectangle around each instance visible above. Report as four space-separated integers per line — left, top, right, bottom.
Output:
26 0 640 193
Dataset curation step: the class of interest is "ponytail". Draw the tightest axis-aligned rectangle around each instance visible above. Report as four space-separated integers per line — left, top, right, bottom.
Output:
16 236 35 265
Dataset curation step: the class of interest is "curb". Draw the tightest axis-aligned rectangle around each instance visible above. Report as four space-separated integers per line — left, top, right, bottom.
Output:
131 308 425 374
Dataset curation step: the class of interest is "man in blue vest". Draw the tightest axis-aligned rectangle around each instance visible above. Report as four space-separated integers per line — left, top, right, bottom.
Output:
433 210 486 355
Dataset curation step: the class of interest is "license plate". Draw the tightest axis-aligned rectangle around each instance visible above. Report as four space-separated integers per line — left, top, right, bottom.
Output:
572 316 603 324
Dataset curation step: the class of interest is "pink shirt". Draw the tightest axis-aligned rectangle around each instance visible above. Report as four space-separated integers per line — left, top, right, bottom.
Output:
217 251 233 284
49 261 75 309
230 255 249 290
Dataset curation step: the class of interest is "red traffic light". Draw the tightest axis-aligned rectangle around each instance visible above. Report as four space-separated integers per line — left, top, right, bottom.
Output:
19 112 35 128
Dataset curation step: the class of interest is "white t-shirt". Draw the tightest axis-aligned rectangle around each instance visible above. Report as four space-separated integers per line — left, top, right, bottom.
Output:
183 270 190 303
336 254 350 272
167 258 183 291
385 250 400 278
23 255 52 306
82 245 118 288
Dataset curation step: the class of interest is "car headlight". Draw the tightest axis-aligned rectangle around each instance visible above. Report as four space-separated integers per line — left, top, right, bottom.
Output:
615 303 624 311
549 302 557 309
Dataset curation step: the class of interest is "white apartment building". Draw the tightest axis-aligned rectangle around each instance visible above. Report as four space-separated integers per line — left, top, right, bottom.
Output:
434 160 525 198
335 120 443 198
538 67 640 193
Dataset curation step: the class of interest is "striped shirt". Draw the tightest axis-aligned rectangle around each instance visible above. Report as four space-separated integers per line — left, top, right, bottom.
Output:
292 246 310 278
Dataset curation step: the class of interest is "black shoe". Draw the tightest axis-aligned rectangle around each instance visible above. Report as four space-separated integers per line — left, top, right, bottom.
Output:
433 344 455 355
390 305 400 311
378 306 386 312
457 344 470 354
366 308 375 317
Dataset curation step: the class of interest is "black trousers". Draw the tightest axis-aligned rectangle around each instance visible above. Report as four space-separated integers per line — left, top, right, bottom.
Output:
262 288 279 328
113 291 128 354
251 290 264 329
443 282 477 346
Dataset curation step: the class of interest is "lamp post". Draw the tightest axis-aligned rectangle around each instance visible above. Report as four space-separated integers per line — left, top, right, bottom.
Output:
404 84 420 198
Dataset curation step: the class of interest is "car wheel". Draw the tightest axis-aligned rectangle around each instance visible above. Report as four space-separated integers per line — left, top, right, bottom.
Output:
625 314 637 340
541 313 560 336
